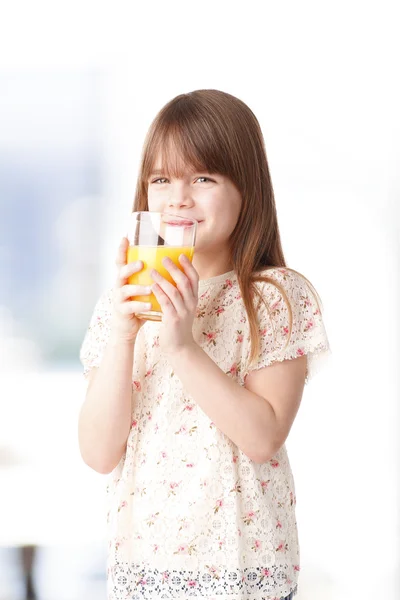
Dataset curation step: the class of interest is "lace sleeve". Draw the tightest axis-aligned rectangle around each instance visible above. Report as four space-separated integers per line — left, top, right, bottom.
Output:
243 268 331 384
79 288 113 378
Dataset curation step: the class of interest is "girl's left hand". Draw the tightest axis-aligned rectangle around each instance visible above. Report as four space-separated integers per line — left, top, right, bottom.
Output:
150 254 199 355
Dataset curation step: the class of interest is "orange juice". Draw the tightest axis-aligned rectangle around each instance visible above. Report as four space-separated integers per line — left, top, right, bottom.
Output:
127 245 194 315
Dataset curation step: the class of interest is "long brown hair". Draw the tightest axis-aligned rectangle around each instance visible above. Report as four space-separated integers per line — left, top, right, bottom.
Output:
133 89 321 368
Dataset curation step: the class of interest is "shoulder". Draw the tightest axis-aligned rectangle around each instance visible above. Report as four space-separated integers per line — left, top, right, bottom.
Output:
253 266 313 298
252 267 323 319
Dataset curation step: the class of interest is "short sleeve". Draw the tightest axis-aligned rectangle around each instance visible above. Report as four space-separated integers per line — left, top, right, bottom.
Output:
243 268 331 384
79 288 113 378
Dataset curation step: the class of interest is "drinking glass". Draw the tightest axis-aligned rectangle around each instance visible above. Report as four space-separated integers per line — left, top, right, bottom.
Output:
126 211 197 321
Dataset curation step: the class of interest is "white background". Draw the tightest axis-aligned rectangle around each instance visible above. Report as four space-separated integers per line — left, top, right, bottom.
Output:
0 1 399 599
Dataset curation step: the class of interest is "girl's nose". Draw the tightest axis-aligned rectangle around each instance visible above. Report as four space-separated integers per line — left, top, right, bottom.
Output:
168 184 193 209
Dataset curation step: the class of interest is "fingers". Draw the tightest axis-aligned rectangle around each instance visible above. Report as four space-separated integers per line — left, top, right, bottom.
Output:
118 300 152 316
117 284 152 302
178 254 199 294
150 269 186 315
115 237 129 268
114 238 143 288
160 256 198 308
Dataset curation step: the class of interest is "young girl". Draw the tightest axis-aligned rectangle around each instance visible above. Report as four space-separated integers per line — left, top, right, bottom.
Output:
79 89 330 600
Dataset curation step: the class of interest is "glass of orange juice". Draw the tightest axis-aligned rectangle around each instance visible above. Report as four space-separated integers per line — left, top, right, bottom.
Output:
126 211 197 321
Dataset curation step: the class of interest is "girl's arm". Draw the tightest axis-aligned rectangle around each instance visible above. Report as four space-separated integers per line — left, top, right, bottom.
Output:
79 237 153 474
78 335 136 474
168 343 306 464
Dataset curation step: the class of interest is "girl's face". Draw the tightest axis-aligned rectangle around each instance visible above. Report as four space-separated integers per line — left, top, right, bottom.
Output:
147 153 242 257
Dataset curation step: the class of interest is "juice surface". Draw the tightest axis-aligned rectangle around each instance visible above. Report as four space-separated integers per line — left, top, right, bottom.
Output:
127 245 194 312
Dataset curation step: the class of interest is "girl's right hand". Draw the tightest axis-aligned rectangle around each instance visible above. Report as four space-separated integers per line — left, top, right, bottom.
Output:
110 237 152 342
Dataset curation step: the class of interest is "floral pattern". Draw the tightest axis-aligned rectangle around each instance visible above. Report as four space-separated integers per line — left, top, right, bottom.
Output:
80 267 331 600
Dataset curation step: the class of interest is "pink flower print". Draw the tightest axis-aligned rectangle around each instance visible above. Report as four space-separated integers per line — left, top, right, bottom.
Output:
294 565 300 572
223 279 233 289
184 403 194 411
176 425 187 435
232 455 238 463
154 423 159 433
215 306 225 316
186 463 195 468
260 327 268 336
153 545 159 553
169 481 180 496
276 540 288 552
304 319 314 332
226 363 240 376
270 459 279 468
283 326 289 335
243 511 255 525
296 348 305 357
152 337 160 348
117 501 127 512
236 292 242 300
276 519 282 529
138 578 147 585
278 268 288 275
271 300 281 311
188 580 197 588
145 369 153 378
252 539 262 551
131 419 138 428
214 499 224 514
161 451 167 459
203 331 218 346
133 380 141 391
313 308 320 316
218 538 226 549
231 481 242 493
236 330 243 343
175 545 187 554
262 568 271 577
161 572 170 582
260 479 270 491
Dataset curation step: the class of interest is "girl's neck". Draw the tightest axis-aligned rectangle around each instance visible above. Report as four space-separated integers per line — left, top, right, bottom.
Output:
192 250 233 281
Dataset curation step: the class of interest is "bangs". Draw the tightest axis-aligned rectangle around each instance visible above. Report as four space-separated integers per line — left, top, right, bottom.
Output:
142 117 230 182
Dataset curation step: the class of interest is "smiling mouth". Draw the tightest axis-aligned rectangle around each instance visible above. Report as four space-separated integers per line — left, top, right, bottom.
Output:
165 220 202 226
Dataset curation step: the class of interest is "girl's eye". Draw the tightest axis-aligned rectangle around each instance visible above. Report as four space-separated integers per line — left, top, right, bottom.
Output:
196 176 213 183
152 177 169 184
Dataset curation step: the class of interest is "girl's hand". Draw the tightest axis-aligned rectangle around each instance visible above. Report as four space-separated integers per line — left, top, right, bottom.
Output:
110 237 153 342
150 254 199 354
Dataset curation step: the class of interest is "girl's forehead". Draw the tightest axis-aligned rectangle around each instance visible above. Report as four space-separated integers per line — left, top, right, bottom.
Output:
151 149 207 177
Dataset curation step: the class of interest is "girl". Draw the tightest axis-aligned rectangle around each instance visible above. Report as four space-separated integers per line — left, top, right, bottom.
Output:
79 89 331 600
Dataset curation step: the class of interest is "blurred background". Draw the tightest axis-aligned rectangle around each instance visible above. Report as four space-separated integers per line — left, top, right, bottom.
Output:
0 1 398 599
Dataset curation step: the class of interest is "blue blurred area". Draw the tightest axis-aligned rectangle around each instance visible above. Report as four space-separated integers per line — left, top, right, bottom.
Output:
0 69 108 598
0 70 105 366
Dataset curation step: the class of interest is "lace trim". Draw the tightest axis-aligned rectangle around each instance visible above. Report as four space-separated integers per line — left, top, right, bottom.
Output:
108 563 298 600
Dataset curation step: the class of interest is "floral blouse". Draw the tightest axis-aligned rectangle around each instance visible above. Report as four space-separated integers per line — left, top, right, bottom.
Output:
80 267 331 600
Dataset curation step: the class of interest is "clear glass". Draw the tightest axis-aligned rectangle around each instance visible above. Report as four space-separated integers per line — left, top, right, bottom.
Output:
126 211 198 321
